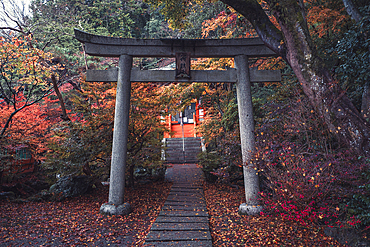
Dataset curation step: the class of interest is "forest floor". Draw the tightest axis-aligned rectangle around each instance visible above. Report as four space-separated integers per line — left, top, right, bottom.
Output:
0 180 344 246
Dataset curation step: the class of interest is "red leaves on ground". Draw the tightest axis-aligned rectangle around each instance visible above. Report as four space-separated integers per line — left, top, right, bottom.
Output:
0 181 171 246
203 182 344 246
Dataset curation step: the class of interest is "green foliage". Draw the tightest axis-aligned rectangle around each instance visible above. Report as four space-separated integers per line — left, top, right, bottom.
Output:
142 8 178 38
334 6 370 110
145 0 191 29
29 0 152 83
182 1 227 38
345 166 370 228
145 0 224 36
197 151 221 182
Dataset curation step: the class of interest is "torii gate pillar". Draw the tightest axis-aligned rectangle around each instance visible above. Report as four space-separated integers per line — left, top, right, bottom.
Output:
235 55 263 215
100 55 133 215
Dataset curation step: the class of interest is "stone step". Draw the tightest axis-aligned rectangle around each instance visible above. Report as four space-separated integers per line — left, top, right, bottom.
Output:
171 185 203 188
165 137 201 142
143 240 213 247
171 185 203 189
166 146 200 150
166 142 201 145
166 146 201 149
162 205 207 211
145 230 212 242
165 153 199 157
166 155 199 159
164 137 202 164
155 216 209 223
170 189 203 194
144 164 211 246
164 202 206 207
167 195 204 200
166 156 199 160
168 191 204 196
150 222 209 231
159 211 208 217
166 150 199 153
166 197 204 203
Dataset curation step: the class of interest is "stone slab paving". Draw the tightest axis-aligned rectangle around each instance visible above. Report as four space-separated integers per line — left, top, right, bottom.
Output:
144 164 212 247
155 216 209 223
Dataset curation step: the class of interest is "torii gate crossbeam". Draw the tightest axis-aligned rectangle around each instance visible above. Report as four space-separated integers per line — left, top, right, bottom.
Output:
75 29 280 216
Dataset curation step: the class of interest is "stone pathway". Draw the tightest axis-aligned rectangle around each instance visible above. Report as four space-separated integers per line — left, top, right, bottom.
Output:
144 164 212 246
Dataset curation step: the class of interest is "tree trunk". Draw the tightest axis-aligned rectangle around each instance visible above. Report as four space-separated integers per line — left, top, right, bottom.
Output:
341 0 370 122
51 75 70 121
222 0 370 154
342 0 363 22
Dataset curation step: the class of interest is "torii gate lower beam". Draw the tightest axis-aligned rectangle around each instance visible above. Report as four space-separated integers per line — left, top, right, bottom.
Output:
86 67 281 83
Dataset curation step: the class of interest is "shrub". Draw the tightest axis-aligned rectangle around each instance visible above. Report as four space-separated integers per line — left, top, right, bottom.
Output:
254 82 369 227
345 168 370 229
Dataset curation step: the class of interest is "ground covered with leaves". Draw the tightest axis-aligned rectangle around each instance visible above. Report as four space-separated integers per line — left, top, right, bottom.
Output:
203 182 344 246
1 179 349 246
0 181 171 246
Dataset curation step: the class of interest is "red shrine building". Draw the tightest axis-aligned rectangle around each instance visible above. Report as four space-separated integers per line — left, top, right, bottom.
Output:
163 101 204 138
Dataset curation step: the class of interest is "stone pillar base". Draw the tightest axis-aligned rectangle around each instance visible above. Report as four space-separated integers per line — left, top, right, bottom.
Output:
100 202 132 215
238 203 263 216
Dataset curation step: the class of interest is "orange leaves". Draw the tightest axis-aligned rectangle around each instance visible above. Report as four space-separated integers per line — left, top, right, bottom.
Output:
1 36 57 86
0 94 62 159
192 57 234 71
201 6 257 39
306 1 349 38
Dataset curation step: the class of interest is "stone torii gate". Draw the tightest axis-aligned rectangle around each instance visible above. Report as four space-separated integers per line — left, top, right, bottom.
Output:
74 29 280 216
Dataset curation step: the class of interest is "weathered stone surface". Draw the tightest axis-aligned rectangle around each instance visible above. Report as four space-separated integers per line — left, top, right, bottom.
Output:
151 222 209 231
75 29 277 58
324 227 370 247
107 54 132 206
171 185 202 189
166 195 204 203
145 230 211 242
170 188 203 192
145 164 211 246
235 55 262 215
238 203 263 216
164 201 206 207
168 192 203 197
159 211 208 217
49 175 93 200
162 205 207 211
155 216 209 223
100 202 132 216
143 240 213 247
87 67 281 83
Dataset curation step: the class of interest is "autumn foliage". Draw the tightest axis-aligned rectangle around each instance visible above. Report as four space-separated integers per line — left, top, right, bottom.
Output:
1 0 370 245
204 182 346 246
46 76 168 185
0 35 65 181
